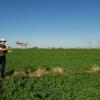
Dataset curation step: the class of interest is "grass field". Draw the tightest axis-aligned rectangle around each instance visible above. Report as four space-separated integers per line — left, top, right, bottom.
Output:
1 49 100 100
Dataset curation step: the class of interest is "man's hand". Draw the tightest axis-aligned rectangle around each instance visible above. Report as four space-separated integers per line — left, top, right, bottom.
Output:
7 49 12 53
2 48 9 51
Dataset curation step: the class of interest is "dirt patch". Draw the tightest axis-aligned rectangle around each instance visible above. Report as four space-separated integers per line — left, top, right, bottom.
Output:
85 65 100 74
90 66 100 73
4 67 64 80
12 69 26 77
27 68 46 78
51 67 64 74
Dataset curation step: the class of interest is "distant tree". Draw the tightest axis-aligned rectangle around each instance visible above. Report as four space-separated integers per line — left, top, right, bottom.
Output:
52 47 55 49
33 47 38 49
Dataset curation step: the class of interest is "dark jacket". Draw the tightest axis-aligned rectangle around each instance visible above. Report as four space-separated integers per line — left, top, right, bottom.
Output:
0 44 7 56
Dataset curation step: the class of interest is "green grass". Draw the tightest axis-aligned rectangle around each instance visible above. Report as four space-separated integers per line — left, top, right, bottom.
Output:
6 49 100 70
1 48 100 100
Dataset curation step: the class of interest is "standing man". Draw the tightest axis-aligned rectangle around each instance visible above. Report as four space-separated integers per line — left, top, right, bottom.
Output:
0 38 10 78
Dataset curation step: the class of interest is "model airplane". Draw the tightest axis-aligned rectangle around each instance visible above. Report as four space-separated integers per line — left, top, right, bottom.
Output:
16 41 29 48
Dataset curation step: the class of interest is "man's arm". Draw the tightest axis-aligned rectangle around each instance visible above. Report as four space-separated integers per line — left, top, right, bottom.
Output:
0 48 9 52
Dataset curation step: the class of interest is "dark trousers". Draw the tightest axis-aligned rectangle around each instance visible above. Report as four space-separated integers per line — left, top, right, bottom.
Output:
0 56 6 78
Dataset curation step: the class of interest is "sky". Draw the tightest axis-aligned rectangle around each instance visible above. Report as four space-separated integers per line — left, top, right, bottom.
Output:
0 0 100 48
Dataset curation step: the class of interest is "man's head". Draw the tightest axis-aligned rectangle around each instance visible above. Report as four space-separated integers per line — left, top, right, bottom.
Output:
0 38 6 45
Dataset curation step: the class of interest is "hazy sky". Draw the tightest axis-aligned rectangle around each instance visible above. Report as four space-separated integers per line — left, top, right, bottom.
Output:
0 0 100 48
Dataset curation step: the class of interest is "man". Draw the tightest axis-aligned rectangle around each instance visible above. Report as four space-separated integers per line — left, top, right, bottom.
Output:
0 38 10 78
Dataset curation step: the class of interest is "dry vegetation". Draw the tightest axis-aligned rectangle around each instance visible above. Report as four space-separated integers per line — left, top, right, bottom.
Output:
4 67 64 79
90 65 100 73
